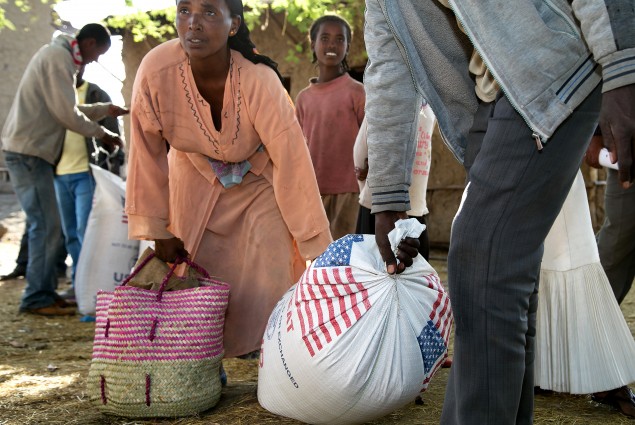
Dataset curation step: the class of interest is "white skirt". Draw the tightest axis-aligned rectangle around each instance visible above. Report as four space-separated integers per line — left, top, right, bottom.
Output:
535 172 635 394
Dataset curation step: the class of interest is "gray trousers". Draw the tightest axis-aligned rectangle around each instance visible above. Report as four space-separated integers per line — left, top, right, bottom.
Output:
440 87 601 425
597 169 635 304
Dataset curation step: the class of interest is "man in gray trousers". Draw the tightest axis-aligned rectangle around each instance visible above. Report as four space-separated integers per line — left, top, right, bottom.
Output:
363 0 635 423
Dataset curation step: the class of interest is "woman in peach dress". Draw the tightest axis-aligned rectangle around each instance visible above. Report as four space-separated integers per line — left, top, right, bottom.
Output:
125 0 331 358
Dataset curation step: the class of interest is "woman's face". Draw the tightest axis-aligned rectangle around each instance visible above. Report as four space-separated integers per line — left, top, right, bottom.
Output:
176 0 240 61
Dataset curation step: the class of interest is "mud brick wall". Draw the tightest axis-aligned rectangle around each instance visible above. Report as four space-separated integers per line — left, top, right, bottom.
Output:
0 1 55 192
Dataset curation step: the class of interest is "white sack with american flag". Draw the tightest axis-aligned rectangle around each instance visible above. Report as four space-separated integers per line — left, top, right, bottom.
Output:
257 219 452 424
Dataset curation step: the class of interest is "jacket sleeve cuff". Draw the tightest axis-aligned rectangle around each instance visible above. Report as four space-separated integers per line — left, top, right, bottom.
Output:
369 183 411 214
127 214 174 241
601 48 635 93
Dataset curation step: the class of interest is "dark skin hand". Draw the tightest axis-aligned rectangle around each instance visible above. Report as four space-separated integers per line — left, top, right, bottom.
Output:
362 164 423 274
375 211 420 274
355 158 369 181
598 84 635 189
584 134 604 169
100 106 128 152
107 104 129 118
101 133 124 152
154 237 190 263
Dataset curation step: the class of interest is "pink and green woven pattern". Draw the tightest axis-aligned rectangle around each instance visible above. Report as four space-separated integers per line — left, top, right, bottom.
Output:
87 255 229 418
91 285 227 361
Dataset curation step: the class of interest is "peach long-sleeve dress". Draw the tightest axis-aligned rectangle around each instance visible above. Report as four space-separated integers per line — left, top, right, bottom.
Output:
125 39 332 357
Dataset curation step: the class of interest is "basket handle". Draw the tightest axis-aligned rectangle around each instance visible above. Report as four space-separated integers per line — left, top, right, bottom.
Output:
155 257 211 301
122 251 212 301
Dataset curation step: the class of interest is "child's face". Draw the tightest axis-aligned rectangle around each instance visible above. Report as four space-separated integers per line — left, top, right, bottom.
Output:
311 21 349 68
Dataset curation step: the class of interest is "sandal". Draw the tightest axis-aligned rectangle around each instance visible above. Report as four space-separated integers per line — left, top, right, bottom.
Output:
592 386 635 418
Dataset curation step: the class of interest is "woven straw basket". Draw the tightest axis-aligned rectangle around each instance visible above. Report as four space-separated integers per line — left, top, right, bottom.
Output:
87 254 229 417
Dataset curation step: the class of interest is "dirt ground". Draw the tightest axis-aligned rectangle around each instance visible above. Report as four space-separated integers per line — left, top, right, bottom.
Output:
1 193 634 425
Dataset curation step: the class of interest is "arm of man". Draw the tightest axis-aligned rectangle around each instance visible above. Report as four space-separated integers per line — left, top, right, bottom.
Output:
40 54 110 140
77 103 128 121
94 88 123 134
77 102 111 121
599 85 635 188
573 0 635 187
364 0 423 273
85 85 124 164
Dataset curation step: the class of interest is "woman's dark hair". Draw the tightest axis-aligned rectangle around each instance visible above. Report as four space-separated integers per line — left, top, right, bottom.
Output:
76 23 112 47
226 0 283 83
309 14 352 72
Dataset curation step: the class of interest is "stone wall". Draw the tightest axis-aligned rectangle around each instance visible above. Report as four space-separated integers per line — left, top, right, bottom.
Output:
426 127 466 246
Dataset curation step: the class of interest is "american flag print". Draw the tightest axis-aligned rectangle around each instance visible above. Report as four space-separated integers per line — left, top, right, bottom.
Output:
313 235 364 267
419 321 447 372
296 235 370 357
419 273 452 389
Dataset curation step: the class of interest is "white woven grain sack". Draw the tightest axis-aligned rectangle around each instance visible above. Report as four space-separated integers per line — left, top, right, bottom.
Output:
75 165 139 315
258 219 452 424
